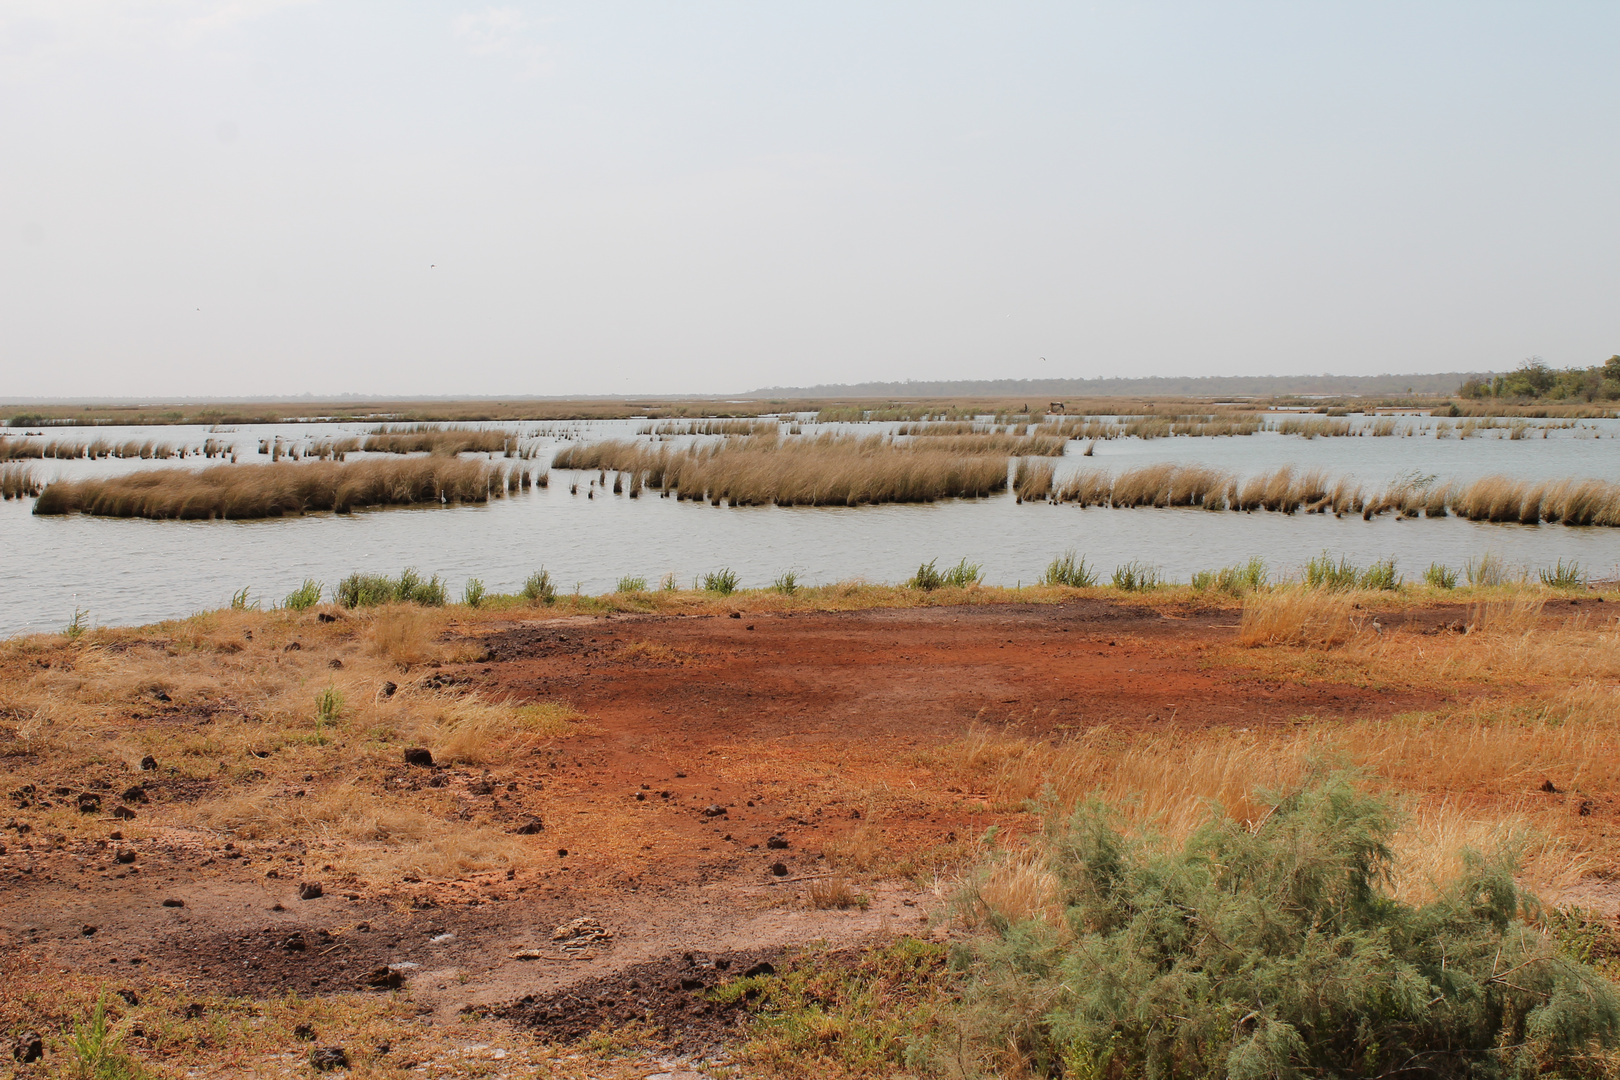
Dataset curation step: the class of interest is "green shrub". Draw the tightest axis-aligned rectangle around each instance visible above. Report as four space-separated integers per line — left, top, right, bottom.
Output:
949 775 1620 1079
1540 559 1587 591
1358 557 1401 591
1423 562 1458 589
1304 552 1360 590
315 685 344 724
336 568 446 608
65 994 146 1079
1041 550 1097 588
1192 558 1268 595
910 559 945 591
943 558 984 589
772 570 799 595
283 579 323 610
229 587 254 610
65 606 90 639
1110 561 1162 591
520 569 556 604
702 567 739 595
462 578 487 607
615 575 648 594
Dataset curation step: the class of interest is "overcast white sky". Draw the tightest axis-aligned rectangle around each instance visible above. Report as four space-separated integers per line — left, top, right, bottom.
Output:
2 2 1616 397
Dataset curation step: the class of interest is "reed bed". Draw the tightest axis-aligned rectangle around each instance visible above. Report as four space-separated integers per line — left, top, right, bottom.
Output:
32 457 513 519
0 435 183 460
361 424 512 455
907 432 1067 456
1040 463 1620 527
0 463 41 499
552 432 1008 505
648 419 777 436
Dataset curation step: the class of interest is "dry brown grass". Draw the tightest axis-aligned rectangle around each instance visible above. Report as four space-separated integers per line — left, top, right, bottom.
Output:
1238 589 1356 647
551 431 1009 505
361 424 512 455
0 462 40 499
369 605 437 667
33 456 512 518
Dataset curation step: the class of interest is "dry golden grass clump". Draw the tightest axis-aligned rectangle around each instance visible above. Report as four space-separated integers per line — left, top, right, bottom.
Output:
1238 589 1356 647
0 462 40 499
361 424 512 455
552 431 1010 505
1449 474 1620 526
32 456 512 519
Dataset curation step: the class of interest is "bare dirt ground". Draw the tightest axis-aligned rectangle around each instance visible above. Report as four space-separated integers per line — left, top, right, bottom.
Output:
0 593 1596 1074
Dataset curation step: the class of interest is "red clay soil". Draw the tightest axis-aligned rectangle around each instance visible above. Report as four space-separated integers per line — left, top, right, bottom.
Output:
0 599 1474 1045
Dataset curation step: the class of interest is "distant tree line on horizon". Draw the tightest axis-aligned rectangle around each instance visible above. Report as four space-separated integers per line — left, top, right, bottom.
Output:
1459 355 1620 402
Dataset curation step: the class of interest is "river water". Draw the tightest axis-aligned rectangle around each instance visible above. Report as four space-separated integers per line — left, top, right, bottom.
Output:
2 415 1617 636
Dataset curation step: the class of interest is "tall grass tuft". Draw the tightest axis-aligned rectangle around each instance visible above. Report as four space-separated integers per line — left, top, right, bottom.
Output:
772 571 799 595
1539 559 1586 590
942 558 983 588
701 567 739 595
0 463 41 499
361 424 509 455
909 560 946 591
1358 558 1401 591
521 570 556 604
337 568 447 608
1466 552 1509 587
1013 459 1055 502
1240 589 1354 647
283 579 323 610
229 587 255 610
615 575 649 594
1041 550 1097 588
1304 552 1361 590
551 432 1009 506
1422 563 1458 589
34 457 512 519
461 578 487 607
1191 558 1269 595
1111 561 1163 591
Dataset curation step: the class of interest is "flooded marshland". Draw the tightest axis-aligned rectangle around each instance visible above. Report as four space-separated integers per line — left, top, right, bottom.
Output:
2 413 1618 636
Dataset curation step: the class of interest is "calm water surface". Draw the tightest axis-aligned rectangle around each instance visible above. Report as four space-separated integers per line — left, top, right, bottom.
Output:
3 416 1618 636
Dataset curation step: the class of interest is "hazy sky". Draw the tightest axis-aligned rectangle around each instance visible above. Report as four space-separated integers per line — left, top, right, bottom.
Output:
2 2 1617 397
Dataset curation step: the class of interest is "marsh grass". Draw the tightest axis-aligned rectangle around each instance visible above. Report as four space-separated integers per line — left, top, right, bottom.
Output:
461 578 488 607
1040 550 1097 588
361 424 510 455
0 463 41 499
337 568 447 608
1466 552 1511 587
701 568 739 595
34 457 512 519
1540 559 1587 590
615 575 649 594
552 432 1009 505
520 570 557 604
772 571 799 595
1110 561 1162 591
1423 562 1459 589
1191 558 1268 595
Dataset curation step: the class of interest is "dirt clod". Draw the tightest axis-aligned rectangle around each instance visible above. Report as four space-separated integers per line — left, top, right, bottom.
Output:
160 898 185 908
12 1031 43 1064
364 966 404 990
769 862 788 876
513 816 544 835
765 836 789 850
298 882 324 900
402 747 433 767
138 755 157 771
309 1047 349 1071
112 805 136 820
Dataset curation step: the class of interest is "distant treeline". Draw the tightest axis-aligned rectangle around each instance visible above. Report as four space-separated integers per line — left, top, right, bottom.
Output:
1460 356 1620 402
752 373 1487 399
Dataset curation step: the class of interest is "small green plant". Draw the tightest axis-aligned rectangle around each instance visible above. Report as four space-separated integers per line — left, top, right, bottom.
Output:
520 569 556 604
615 575 649 593
461 578 487 607
942 558 983 589
909 559 946 591
772 570 799 595
1540 558 1587 590
1042 550 1098 588
229 587 254 610
65 606 90 639
1466 552 1507 587
1358 558 1400 591
65 993 144 1079
315 685 344 725
1304 552 1361 590
702 567 739 595
283 579 323 610
336 568 447 607
1191 558 1268 595
660 572 679 591
1423 562 1458 589
1111 561 1162 591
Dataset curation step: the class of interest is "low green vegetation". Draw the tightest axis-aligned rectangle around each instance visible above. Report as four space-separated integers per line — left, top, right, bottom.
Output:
1304 552 1401 591
949 774 1620 1079
335 568 447 608
1424 562 1459 589
65 994 146 1080
909 557 983 591
772 570 799 594
461 578 487 607
520 569 556 604
615 575 649 594
1460 354 1620 402
1040 550 1097 588
1191 557 1268 595
229 587 254 611
282 579 323 610
1467 552 1510 587
701 567 740 595
1540 558 1587 590
1110 561 1162 591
